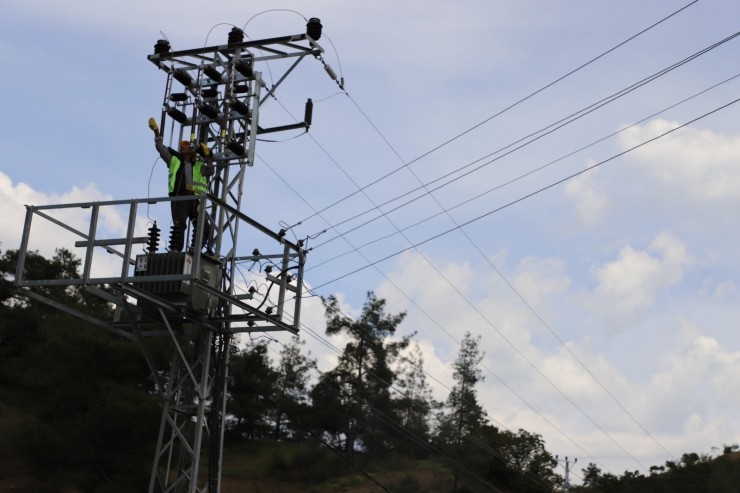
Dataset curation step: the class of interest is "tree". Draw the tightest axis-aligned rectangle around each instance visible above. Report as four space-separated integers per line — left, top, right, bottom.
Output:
309 367 351 449
272 335 316 440
490 429 560 492
581 462 602 488
435 331 487 445
319 291 411 462
1 248 160 491
723 444 739 455
3 248 112 316
393 342 439 458
571 446 740 492
227 340 279 440
434 331 487 492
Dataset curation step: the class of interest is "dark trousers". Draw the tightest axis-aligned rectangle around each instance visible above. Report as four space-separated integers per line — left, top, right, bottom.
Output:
169 195 210 252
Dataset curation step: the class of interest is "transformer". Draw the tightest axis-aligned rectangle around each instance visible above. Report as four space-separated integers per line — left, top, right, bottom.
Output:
134 252 221 315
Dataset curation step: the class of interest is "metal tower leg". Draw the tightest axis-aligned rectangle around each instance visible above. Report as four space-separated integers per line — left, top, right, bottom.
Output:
148 313 214 493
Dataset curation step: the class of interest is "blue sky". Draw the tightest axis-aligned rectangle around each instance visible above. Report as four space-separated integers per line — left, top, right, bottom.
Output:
3 0 740 483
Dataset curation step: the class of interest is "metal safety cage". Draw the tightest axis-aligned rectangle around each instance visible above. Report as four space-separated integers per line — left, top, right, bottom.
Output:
14 194 306 337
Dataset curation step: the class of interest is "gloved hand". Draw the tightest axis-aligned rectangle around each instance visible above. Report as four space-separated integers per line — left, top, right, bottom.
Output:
200 142 211 157
148 117 159 133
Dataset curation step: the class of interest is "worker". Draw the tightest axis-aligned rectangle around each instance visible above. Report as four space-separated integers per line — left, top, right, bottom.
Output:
149 117 214 253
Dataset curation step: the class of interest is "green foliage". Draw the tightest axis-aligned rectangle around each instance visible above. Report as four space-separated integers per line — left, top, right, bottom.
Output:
227 340 279 441
2 248 113 319
7 327 161 489
319 291 412 460
0 248 159 492
480 427 560 492
308 369 350 445
288 444 346 484
272 335 316 441
393 342 439 459
572 449 740 493
430 333 563 492
434 331 487 449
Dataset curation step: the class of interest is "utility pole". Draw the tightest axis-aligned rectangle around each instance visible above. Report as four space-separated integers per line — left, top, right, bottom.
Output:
556 455 577 492
15 17 335 493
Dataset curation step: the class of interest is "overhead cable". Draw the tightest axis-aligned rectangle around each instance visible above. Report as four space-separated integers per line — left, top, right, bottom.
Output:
307 30 740 247
288 0 700 229
313 96 740 288
306 71 740 272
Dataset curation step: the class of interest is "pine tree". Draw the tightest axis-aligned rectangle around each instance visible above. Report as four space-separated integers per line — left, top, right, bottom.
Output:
434 331 487 491
318 291 411 462
393 342 438 458
437 331 487 442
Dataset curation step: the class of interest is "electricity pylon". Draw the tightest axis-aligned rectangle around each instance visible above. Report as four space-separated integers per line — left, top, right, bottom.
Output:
556 455 577 492
15 17 332 493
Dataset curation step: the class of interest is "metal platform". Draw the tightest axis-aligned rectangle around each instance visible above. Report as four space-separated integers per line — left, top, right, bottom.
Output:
15 194 305 337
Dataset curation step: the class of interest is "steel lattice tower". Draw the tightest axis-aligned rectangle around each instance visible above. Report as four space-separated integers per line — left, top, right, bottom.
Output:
15 18 331 493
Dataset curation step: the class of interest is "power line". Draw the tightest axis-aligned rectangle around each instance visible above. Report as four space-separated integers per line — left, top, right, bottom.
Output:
260 88 735 480
288 0 700 230
305 70 740 273
253 177 632 475
253 62 729 477
233 182 618 475
298 283 617 474
306 30 740 247
248 13 737 476
313 96 740 288
296 96 740 474
216 4 726 484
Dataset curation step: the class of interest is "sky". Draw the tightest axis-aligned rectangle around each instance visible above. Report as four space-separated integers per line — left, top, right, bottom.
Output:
3 0 740 484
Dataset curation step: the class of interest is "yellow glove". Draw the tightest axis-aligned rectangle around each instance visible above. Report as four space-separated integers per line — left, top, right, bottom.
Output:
148 117 159 133
200 142 211 157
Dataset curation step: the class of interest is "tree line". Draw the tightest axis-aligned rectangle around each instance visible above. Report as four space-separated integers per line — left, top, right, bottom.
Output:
1 248 738 492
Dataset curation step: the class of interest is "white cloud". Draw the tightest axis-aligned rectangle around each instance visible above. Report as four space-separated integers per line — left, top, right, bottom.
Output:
643 334 740 437
0 171 112 255
565 161 608 226
586 232 691 326
513 256 571 306
713 281 737 300
0 172 184 280
619 119 740 202
377 250 475 336
490 323 740 473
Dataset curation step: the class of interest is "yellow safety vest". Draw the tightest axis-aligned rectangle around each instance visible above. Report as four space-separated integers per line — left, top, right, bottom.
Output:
168 157 208 195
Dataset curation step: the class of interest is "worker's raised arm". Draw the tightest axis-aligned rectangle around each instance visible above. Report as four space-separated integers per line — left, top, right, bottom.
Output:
200 142 215 177
149 117 172 164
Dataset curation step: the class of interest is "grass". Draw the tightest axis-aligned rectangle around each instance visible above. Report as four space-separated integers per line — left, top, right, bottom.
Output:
218 443 455 493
